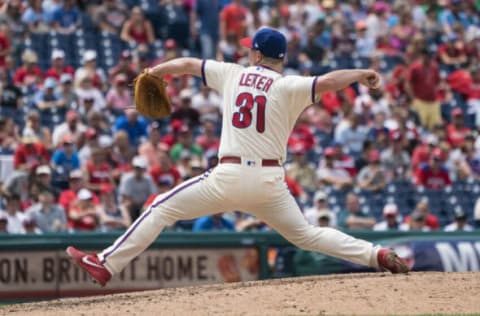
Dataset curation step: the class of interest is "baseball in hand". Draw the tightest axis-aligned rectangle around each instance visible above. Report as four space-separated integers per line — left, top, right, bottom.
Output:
362 71 380 89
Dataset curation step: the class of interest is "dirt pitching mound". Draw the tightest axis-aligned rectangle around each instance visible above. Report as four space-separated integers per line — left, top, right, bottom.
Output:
2 272 480 316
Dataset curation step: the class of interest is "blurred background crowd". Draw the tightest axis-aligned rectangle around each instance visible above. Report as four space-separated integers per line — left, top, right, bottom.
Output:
0 0 480 235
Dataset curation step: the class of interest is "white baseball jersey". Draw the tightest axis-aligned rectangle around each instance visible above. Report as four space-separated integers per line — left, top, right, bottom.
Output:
99 60 379 276
202 60 317 162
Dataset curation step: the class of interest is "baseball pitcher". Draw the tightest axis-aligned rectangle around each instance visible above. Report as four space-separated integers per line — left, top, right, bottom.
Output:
67 28 408 286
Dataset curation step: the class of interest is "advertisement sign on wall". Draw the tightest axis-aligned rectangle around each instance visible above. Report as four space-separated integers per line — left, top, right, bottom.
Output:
0 248 259 300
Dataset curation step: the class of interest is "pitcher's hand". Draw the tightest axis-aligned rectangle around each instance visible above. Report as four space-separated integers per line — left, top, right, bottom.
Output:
359 70 381 89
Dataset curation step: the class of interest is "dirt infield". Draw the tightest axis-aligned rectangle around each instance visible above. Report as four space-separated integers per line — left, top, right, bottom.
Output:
2 272 480 316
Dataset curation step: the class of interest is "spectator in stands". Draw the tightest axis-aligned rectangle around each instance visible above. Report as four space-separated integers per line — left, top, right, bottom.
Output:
446 108 470 149
93 0 128 34
26 189 67 232
191 0 220 59
74 72 106 114
404 198 440 230
432 123 448 145
74 50 106 91
439 0 470 35
29 164 61 200
332 22 357 59
160 39 180 63
114 108 148 147
381 131 410 179
0 22 11 68
0 194 25 234
316 147 353 190
105 73 132 115
45 49 74 81
120 6 154 45
108 50 137 83
0 116 18 152
176 150 194 180
160 119 183 149
149 149 181 191
386 106 420 152
68 188 100 231
171 89 201 128
191 85 222 122
438 33 468 69
42 0 62 24
78 128 97 164
13 49 42 89
453 133 480 179
13 130 50 171
331 142 358 177
357 149 386 192
86 110 110 136
220 0 247 42
118 156 156 220
299 26 327 69
400 210 430 231
58 169 93 211
315 210 332 228
355 20 375 58
2 166 29 204
335 112 368 156
195 117 220 152
34 77 63 110
444 206 474 232
51 134 80 184
170 125 203 164
84 146 114 192
355 142 373 178
138 122 162 167
285 143 317 193
337 193 376 230
193 213 235 232
56 74 77 109
111 131 135 173
367 112 390 147
412 134 437 170
218 31 243 62
373 204 401 231
52 0 79 34
415 148 451 189
288 118 315 152
391 10 417 52
0 67 22 109
52 110 87 147
406 48 441 130
21 0 49 33
464 67 480 125
98 184 130 232
304 190 336 228
133 47 152 73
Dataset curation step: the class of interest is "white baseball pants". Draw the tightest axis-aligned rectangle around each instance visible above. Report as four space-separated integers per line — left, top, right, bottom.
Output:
99 160 379 274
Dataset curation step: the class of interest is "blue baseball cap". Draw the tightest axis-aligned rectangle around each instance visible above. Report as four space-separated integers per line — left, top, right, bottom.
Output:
240 28 286 59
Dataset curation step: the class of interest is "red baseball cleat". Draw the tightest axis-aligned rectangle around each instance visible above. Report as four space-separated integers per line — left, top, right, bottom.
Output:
66 246 112 286
377 248 410 274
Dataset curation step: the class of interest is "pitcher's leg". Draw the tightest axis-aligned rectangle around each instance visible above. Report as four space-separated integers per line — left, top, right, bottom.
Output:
99 171 225 274
255 193 379 268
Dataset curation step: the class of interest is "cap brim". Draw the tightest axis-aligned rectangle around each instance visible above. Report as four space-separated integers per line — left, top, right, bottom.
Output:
240 37 253 49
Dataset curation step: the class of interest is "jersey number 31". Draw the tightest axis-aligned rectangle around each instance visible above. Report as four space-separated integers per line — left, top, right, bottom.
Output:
232 92 266 133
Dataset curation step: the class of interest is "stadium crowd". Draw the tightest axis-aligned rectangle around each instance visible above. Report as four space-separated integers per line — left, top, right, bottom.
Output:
0 0 480 235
